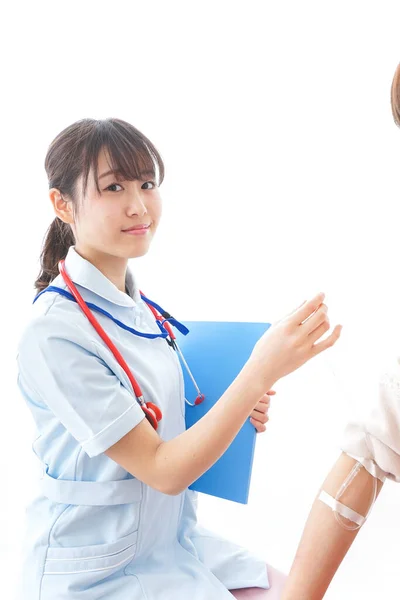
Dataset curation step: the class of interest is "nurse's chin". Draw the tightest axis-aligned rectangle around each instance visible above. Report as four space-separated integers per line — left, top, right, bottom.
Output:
125 243 153 259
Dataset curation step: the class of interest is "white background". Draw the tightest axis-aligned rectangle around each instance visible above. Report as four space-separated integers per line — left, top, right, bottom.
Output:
2 1 400 597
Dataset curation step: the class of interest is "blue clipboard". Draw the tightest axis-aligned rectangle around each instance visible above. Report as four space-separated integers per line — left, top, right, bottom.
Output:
173 321 271 504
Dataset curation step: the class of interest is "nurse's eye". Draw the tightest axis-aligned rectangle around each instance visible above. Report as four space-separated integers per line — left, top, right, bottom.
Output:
142 181 157 190
105 183 123 192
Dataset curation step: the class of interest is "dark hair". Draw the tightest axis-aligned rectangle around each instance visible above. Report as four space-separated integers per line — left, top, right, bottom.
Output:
391 63 400 127
34 118 165 293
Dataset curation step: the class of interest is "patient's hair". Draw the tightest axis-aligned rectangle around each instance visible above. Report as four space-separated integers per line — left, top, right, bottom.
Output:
390 63 400 127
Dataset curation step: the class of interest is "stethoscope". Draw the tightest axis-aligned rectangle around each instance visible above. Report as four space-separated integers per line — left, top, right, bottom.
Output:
32 260 205 430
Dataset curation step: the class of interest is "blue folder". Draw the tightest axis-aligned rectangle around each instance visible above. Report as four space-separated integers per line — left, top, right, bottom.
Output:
173 321 271 504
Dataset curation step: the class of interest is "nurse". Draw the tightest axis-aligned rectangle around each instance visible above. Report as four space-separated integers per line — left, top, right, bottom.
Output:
16 117 341 600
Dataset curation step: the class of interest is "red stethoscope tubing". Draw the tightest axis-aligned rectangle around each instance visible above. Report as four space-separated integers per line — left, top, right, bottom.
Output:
58 260 162 430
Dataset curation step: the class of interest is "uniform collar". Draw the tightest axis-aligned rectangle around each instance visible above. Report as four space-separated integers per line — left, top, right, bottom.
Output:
63 246 141 307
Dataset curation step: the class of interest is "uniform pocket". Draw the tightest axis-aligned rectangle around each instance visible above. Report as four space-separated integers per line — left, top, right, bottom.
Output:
44 529 138 575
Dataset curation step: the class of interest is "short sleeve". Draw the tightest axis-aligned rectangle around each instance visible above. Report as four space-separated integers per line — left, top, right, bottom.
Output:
340 357 400 483
17 315 146 457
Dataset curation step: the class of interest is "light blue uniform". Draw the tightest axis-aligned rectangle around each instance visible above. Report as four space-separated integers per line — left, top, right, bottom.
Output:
16 246 270 599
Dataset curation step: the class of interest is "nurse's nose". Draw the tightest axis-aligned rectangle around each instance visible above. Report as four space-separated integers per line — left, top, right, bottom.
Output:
126 187 148 217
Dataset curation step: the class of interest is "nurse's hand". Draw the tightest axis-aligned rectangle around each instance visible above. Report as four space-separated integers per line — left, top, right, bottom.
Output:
250 390 275 433
248 292 342 386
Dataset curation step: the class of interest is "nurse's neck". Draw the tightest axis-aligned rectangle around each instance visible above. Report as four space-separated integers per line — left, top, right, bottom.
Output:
74 246 129 294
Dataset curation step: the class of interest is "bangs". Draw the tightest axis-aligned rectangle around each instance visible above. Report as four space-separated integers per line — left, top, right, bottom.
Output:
80 118 165 196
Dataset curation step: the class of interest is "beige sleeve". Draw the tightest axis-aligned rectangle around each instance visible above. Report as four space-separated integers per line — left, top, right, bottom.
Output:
340 357 400 483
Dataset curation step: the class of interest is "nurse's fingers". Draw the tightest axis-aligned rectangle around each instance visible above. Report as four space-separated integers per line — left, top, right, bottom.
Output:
250 407 269 422
250 417 268 432
260 391 275 403
283 299 307 319
254 398 270 412
310 323 343 356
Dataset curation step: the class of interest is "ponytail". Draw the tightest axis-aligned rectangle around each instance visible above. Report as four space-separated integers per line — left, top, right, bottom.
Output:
34 217 75 293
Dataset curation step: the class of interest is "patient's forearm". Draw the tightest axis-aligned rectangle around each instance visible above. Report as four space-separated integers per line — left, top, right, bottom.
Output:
281 452 384 600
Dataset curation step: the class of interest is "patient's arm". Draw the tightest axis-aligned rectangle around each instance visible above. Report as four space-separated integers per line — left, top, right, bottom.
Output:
281 452 384 600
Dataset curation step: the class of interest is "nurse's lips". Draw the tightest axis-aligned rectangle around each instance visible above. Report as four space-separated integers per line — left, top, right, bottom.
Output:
122 224 151 235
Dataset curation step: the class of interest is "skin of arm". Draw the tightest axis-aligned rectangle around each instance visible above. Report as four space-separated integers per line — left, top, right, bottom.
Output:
105 293 339 495
280 452 385 600
105 361 274 495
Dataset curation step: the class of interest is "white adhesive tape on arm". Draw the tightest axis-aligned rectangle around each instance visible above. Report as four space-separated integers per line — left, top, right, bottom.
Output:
318 490 366 527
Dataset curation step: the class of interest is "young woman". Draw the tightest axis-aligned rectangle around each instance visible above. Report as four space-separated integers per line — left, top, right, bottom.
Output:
280 63 400 600
16 117 341 599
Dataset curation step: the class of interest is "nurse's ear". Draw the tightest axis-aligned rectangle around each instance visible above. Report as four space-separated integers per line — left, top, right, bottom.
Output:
49 188 75 225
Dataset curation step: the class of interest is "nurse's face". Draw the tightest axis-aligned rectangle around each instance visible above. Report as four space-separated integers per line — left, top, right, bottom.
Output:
71 148 162 260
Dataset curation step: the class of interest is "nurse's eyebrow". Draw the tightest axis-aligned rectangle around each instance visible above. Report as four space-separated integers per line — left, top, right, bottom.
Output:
99 170 119 180
98 169 156 180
